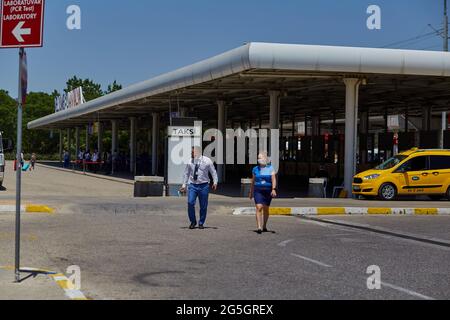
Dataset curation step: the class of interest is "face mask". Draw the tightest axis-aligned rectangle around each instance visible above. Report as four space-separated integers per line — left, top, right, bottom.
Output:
258 159 267 166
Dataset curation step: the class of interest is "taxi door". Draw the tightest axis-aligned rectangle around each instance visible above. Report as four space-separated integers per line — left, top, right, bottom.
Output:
401 156 436 195
429 155 450 194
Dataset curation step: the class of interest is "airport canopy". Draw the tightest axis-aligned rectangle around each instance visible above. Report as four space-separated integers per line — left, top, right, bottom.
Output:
28 42 450 130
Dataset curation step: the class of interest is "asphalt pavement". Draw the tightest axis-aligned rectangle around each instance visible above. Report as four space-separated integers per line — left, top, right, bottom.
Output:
0 162 449 300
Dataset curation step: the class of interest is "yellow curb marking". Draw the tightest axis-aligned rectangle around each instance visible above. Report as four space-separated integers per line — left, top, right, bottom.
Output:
1 267 88 300
415 208 439 215
317 208 347 215
0 265 14 271
48 273 88 300
368 208 392 215
269 208 292 215
26 205 55 214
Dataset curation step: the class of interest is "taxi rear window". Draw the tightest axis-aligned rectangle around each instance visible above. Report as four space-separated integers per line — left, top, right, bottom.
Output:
429 156 450 170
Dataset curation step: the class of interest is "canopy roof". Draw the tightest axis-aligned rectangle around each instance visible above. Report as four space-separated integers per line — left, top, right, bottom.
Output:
28 42 450 130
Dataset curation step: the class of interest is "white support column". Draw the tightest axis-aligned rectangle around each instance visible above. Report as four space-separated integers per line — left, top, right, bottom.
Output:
67 128 72 159
85 126 90 152
59 129 63 164
217 100 226 183
360 112 369 164
422 107 431 131
269 91 281 130
111 120 118 154
111 120 118 174
152 113 160 176
75 127 80 158
269 91 281 173
442 112 448 149
130 117 137 175
97 122 104 159
343 78 361 198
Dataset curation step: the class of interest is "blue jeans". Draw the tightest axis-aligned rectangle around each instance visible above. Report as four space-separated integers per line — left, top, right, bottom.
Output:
188 183 210 225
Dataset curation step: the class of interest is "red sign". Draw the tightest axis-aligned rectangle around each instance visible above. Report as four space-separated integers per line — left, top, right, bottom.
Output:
0 0 45 48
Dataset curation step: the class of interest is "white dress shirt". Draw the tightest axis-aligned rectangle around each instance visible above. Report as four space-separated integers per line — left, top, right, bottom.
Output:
182 156 218 188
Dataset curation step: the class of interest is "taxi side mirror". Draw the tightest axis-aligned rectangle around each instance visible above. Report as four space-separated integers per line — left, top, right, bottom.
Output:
395 166 408 174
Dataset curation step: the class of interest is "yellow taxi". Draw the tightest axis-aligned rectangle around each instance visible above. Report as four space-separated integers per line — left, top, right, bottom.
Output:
353 149 450 200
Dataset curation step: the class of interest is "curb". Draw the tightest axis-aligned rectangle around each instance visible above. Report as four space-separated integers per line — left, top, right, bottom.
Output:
0 205 55 214
0 266 88 300
233 207 450 216
48 273 88 300
37 163 134 185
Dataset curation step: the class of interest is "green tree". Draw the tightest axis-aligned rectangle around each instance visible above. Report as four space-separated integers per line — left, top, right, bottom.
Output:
0 90 59 156
0 90 16 142
0 76 123 157
22 91 59 155
106 80 122 94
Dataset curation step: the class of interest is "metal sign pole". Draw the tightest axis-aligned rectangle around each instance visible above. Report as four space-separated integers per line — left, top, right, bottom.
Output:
15 47 24 283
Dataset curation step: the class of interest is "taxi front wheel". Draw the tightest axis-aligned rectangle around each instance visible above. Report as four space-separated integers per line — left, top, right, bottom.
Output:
447 187 450 201
378 183 397 201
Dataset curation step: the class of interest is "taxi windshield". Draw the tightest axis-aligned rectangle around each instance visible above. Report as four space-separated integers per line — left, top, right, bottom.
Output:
375 155 408 170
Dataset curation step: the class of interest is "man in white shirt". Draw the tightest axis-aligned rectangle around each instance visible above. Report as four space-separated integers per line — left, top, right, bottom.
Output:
92 150 99 162
78 149 84 161
180 146 218 229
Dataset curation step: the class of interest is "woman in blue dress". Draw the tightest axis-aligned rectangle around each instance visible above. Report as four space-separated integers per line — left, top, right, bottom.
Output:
249 152 277 234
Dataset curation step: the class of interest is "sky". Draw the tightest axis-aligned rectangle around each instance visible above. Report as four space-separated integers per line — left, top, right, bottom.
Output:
0 0 443 98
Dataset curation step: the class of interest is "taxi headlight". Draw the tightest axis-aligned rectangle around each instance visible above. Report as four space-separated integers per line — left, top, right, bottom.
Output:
363 174 380 180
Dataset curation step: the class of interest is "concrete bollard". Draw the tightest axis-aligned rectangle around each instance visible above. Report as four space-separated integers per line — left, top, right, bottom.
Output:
308 178 327 198
241 178 253 198
134 176 165 197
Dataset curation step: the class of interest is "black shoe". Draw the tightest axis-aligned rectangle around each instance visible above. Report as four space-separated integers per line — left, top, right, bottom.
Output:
199 225 205 230
257 229 262 234
263 228 268 233
189 223 196 230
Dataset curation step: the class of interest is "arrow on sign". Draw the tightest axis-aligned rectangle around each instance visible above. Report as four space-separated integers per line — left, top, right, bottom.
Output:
12 22 31 43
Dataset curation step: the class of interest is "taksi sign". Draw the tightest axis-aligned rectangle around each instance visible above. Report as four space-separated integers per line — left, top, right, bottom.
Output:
168 126 202 137
0 0 45 48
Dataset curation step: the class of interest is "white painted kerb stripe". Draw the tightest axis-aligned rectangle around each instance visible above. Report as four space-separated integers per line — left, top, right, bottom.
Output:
291 253 332 268
381 281 435 300
0 205 26 212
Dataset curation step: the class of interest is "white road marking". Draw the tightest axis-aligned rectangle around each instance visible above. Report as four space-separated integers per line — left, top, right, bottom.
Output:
381 281 435 300
278 239 294 247
291 253 332 268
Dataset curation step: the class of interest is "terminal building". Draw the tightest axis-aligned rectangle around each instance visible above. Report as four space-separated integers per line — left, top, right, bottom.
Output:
28 42 450 197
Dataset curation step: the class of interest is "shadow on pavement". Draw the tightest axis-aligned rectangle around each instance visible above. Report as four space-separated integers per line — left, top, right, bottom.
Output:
18 269 56 284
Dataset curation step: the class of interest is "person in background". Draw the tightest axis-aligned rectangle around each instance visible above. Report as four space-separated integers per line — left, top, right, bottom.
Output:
180 146 218 230
111 149 119 174
77 148 84 170
84 150 91 171
20 151 25 168
84 150 91 162
30 153 37 170
92 150 99 162
105 152 112 173
63 150 71 169
91 150 99 173
249 152 277 234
